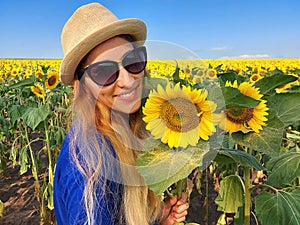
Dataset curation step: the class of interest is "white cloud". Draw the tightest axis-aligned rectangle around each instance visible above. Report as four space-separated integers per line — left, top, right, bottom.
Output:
221 54 270 59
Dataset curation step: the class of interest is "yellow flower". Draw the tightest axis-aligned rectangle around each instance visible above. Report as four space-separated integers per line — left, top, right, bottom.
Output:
184 66 191 75
206 69 217 79
275 83 292 93
219 81 269 134
45 72 59 90
5 71 11 77
31 84 46 98
143 82 217 148
249 73 262 83
0 77 4 82
25 69 33 78
11 68 19 77
192 75 203 84
35 70 44 78
235 67 242 74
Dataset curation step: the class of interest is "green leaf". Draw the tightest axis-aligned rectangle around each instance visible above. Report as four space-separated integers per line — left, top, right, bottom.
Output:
217 71 246 85
215 175 244 213
0 142 8 174
136 141 208 195
266 152 300 186
255 189 300 225
0 199 4 218
8 105 27 125
221 86 260 108
254 72 297 95
9 145 18 167
291 68 300 75
0 116 9 129
9 75 35 89
143 76 167 91
172 65 181 83
47 183 54 210
207 85 226 111
232 110 285 154
266 93 300 126
19 146 30 175
55 127 66 146
142 137 163 151
21 104 50 130
214 149 265 170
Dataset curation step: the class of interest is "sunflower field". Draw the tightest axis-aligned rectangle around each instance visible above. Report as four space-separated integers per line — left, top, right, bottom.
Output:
0 58 300 225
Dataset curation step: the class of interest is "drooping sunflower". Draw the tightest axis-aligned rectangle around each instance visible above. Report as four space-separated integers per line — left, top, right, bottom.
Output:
35 70 44 78
219 80 269 134
143 82 217 148
45 72 59 90
31 84 46 98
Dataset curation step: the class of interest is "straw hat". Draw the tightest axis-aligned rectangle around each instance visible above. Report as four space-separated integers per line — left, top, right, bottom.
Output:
59 2 147 85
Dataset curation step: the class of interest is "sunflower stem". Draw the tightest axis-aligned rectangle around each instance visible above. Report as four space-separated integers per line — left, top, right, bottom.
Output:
244 148 252 225
176 179 183 200
244 166 251 225
44 120 53 186
172 179 185 225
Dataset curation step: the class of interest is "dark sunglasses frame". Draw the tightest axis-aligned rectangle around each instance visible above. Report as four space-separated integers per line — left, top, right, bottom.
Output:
78 46 147 86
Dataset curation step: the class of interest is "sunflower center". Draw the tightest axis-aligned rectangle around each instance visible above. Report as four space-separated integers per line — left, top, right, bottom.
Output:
35 87 43 94
160 98 200 132
226 107 254 124
48 76 57 86
252 75 259 81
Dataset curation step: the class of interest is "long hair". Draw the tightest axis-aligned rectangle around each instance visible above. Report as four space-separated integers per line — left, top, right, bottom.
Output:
69 37 162 225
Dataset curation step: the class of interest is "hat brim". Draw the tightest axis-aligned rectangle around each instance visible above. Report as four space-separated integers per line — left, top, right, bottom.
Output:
59 18 146 85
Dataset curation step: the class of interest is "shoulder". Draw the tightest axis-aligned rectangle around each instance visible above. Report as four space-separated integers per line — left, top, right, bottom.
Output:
53 127 124 224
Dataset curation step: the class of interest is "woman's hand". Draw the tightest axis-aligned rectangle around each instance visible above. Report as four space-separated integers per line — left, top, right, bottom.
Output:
159 192 189 225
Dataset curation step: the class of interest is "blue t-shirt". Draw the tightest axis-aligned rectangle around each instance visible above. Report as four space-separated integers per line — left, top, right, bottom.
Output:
53 129 124 225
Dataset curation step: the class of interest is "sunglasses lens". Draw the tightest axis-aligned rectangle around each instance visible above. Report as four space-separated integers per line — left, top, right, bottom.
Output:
88 61 118 86
84 46 147 86
123 47 147 74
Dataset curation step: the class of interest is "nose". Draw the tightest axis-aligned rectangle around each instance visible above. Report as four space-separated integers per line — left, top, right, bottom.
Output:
116 66 135 88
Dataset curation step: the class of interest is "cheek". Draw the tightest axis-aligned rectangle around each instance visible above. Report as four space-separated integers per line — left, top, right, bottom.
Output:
97 88 115 106
84 78 115 107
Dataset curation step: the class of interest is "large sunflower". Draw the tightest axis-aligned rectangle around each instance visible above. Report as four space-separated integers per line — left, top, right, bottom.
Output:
143 82 217 148
219 80 268 134
45 72 59 90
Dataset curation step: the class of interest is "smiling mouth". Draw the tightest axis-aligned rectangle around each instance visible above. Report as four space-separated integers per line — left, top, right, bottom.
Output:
118 89 136 98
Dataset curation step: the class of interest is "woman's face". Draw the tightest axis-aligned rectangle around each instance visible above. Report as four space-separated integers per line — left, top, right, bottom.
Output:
82 37 144 114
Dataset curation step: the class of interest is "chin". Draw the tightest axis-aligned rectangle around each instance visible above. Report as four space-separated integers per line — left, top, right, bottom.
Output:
116 101 141 114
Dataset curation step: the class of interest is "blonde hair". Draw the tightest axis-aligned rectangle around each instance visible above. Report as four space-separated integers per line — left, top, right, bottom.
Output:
69 74 162 225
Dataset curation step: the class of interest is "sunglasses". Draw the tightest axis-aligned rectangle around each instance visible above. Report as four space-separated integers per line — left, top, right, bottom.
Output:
79 46 147 86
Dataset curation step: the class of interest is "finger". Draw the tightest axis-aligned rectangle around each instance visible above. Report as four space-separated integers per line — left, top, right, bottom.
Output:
168 195 178 207
173 203 189 214
172 210 187 222
177 192 188 204
173 209 188 218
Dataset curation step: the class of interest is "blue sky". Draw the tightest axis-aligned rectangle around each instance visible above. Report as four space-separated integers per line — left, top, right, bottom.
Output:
1 0 300 59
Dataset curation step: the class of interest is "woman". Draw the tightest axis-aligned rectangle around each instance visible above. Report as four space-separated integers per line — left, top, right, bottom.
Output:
54 2 189 225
